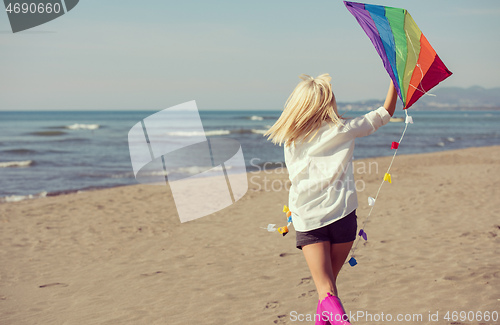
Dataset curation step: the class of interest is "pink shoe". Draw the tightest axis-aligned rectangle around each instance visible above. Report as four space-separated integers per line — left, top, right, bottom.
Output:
319 293 351 325
315 299 331 325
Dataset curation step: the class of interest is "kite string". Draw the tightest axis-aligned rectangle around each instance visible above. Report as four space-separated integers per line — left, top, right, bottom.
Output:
343 109 410 267
343 33 423 258
343 32 421 265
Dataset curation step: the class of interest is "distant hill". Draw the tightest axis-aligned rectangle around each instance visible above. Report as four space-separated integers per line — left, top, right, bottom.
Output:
415 86 500 110
338 86 500 111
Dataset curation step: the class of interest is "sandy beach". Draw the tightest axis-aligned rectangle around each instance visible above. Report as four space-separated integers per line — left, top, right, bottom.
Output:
1 146 499 325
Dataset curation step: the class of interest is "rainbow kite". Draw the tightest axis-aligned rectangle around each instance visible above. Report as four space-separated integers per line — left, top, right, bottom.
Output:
344 1 452 109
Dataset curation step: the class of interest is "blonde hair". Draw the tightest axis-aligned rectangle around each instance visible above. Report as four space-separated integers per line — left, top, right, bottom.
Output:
264 73 343 147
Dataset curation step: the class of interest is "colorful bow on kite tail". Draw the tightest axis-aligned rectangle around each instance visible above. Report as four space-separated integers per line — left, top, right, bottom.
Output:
343 2 452 268
262 205 293 236
344 1 452 109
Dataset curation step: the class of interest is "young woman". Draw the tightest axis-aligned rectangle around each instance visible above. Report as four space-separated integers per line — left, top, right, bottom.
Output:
265 74 397 325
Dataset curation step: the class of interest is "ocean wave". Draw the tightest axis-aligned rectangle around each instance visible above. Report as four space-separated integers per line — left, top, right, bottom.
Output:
66 123 100 130
389 117 405 122
110 172 135 178
0 191 47 203
242 115 275 120
1 148 36 154
107 164 241 182
29 130 66 136
48 123 101 130
164 128 268 136
436 137 456 147
250 129 267 135
87 170 164 180
203 129 231 136
175 164 232 175
53 138 90 143
109 164 234 178
165 130 231 137
0 160 34 168
231 128 268 135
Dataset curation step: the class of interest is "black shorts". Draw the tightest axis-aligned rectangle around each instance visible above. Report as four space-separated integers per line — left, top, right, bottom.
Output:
295 209 357 250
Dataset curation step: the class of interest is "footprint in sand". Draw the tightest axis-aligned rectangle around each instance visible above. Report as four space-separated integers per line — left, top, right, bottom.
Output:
297 276 312 286
140 271 164 276
298 290 316 299
273 314 287 324
39 283 68 288
489 224 500 237
443 275 460 281
265 301 279 309
482 271 500 280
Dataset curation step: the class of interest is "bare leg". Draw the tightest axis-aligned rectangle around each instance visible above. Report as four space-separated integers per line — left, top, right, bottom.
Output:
330 241 354 281
302 241 337 301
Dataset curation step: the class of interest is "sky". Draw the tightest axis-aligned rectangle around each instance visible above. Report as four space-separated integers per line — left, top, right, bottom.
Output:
1 0 499 110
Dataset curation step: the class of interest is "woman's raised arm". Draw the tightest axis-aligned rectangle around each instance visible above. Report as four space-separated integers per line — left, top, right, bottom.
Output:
383 81 398 117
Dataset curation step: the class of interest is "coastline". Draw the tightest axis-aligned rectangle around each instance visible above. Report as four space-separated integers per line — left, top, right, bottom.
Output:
1 141 499 204
1 145 499 324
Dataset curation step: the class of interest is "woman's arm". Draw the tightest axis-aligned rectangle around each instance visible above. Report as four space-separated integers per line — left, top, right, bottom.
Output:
383 81 398 117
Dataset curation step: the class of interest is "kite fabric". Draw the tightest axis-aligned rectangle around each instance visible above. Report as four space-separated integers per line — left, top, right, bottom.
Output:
344 1 452 109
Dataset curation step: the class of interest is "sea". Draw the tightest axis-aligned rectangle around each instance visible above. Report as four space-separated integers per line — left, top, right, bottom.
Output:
1 109 499 202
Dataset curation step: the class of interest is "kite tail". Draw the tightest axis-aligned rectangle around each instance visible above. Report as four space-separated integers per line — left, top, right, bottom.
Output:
344 109 413 269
